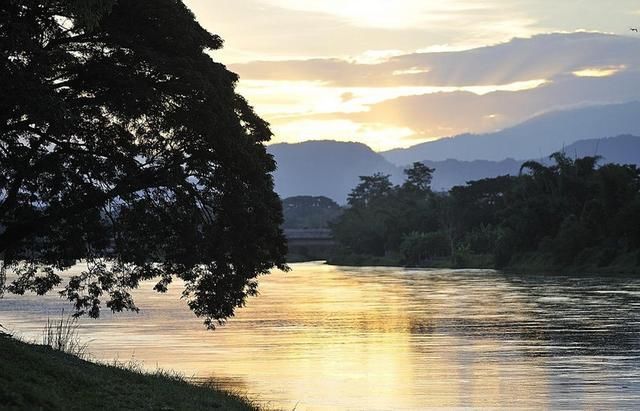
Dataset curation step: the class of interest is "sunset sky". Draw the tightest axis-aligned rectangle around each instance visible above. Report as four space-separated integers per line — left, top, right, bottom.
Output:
183 1 640 151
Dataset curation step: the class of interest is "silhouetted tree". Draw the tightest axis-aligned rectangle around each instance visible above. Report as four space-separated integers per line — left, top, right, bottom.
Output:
402 162 434 192
0 0 287 328
347 173 393 207
333 164 439 259
332 151 640 271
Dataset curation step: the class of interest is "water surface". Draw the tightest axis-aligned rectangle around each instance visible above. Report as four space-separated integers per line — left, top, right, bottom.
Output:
2 262 640 409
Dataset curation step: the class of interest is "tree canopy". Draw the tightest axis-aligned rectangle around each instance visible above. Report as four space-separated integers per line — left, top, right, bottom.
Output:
332 163 439 260
0 0 287 328
331 155 640 271
282 196 342 229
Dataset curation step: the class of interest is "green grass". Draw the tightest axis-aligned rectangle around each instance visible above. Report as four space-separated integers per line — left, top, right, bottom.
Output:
0 332 261 411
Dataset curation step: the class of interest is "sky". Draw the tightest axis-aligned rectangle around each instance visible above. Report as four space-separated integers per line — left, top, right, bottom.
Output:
183 0 640 151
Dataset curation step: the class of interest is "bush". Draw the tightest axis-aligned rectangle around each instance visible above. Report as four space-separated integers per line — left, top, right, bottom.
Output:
463 224 499 254
400 231 449 265
551 216 590 266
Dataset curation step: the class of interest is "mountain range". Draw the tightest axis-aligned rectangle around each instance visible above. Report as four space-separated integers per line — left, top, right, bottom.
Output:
268 102 640 203
381 101 640 164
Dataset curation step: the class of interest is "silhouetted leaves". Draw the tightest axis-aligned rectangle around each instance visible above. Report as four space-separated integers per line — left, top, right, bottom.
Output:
0 0 287 327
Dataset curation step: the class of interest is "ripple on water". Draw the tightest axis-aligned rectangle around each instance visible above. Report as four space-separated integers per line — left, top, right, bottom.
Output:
2 263 640 410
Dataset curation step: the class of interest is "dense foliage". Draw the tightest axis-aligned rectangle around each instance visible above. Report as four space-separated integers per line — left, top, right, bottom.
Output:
494 154 640 270
0 0 287 327
332 163 440 264
282 196 342 229
332 154 640 271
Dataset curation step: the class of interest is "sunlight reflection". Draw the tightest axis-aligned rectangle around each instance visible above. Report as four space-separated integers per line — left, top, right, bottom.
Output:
2 263 640 410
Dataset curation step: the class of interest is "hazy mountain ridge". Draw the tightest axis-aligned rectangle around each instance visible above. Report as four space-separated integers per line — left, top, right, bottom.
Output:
381 101 640 164
268 140 403 203
270 135 640 203
562 134 640 165
425 158 523 192
408 134 640 191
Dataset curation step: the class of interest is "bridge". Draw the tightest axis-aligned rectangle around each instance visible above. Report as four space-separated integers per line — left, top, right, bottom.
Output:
283 228 334 246
283 229 335 260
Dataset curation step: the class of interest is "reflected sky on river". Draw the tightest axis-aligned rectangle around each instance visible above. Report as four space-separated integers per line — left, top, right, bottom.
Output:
2 262 640 409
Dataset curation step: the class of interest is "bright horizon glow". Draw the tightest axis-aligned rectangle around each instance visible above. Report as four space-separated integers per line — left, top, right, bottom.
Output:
183 0 640 151
239 79 548 116
242 78 550 150
271 119 417 151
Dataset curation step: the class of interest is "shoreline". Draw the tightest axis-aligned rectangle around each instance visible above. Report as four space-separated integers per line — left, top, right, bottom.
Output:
0 332 261 411
287 255 640 276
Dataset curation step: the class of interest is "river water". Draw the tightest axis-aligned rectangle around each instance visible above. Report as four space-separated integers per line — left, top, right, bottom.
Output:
1 262 640 409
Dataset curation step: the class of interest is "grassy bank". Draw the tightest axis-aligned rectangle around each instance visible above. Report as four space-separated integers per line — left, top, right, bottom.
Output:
0 332 259 411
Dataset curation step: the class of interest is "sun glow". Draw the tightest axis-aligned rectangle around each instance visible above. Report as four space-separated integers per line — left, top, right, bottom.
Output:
270 119 416 151
238 78 549 149
238 79 548 117
392 67 431 76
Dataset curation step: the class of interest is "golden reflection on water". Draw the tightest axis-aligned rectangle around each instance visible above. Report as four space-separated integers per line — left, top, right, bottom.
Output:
2 262 640 410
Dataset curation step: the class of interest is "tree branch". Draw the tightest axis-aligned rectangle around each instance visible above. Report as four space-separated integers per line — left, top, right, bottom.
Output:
0 167 171 253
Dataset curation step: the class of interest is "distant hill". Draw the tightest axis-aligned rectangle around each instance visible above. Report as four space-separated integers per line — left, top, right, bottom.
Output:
270 135 640 203
423 135 640 190
381 102 640 165
268 140 402 204
425 158 523 192
562 134 640 165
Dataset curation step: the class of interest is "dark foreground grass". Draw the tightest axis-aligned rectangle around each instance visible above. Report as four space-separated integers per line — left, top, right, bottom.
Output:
0 332 260 411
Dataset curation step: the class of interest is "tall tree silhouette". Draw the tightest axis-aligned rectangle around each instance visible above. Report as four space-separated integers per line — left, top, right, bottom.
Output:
0 0 287 328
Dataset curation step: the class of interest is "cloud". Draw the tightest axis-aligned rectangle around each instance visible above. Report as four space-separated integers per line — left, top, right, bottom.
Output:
184 0 486 63
271 119 416 151
231 33 640 87
184 0 640 66
181 1 640 150
260 0 500 30
300 70 640 139
234 32 640 146
573 65 626 78
340 92 355 102
237 79 546 119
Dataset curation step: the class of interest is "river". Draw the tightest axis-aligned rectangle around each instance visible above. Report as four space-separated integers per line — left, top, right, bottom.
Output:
1 262 640 409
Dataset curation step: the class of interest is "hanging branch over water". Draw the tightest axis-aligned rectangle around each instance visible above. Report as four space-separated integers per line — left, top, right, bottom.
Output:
0 0 288 328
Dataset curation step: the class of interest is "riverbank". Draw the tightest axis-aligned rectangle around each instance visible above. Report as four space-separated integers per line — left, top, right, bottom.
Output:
0 332 259 410
322 250 640 275
325 252 495 270
504 250 640 275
